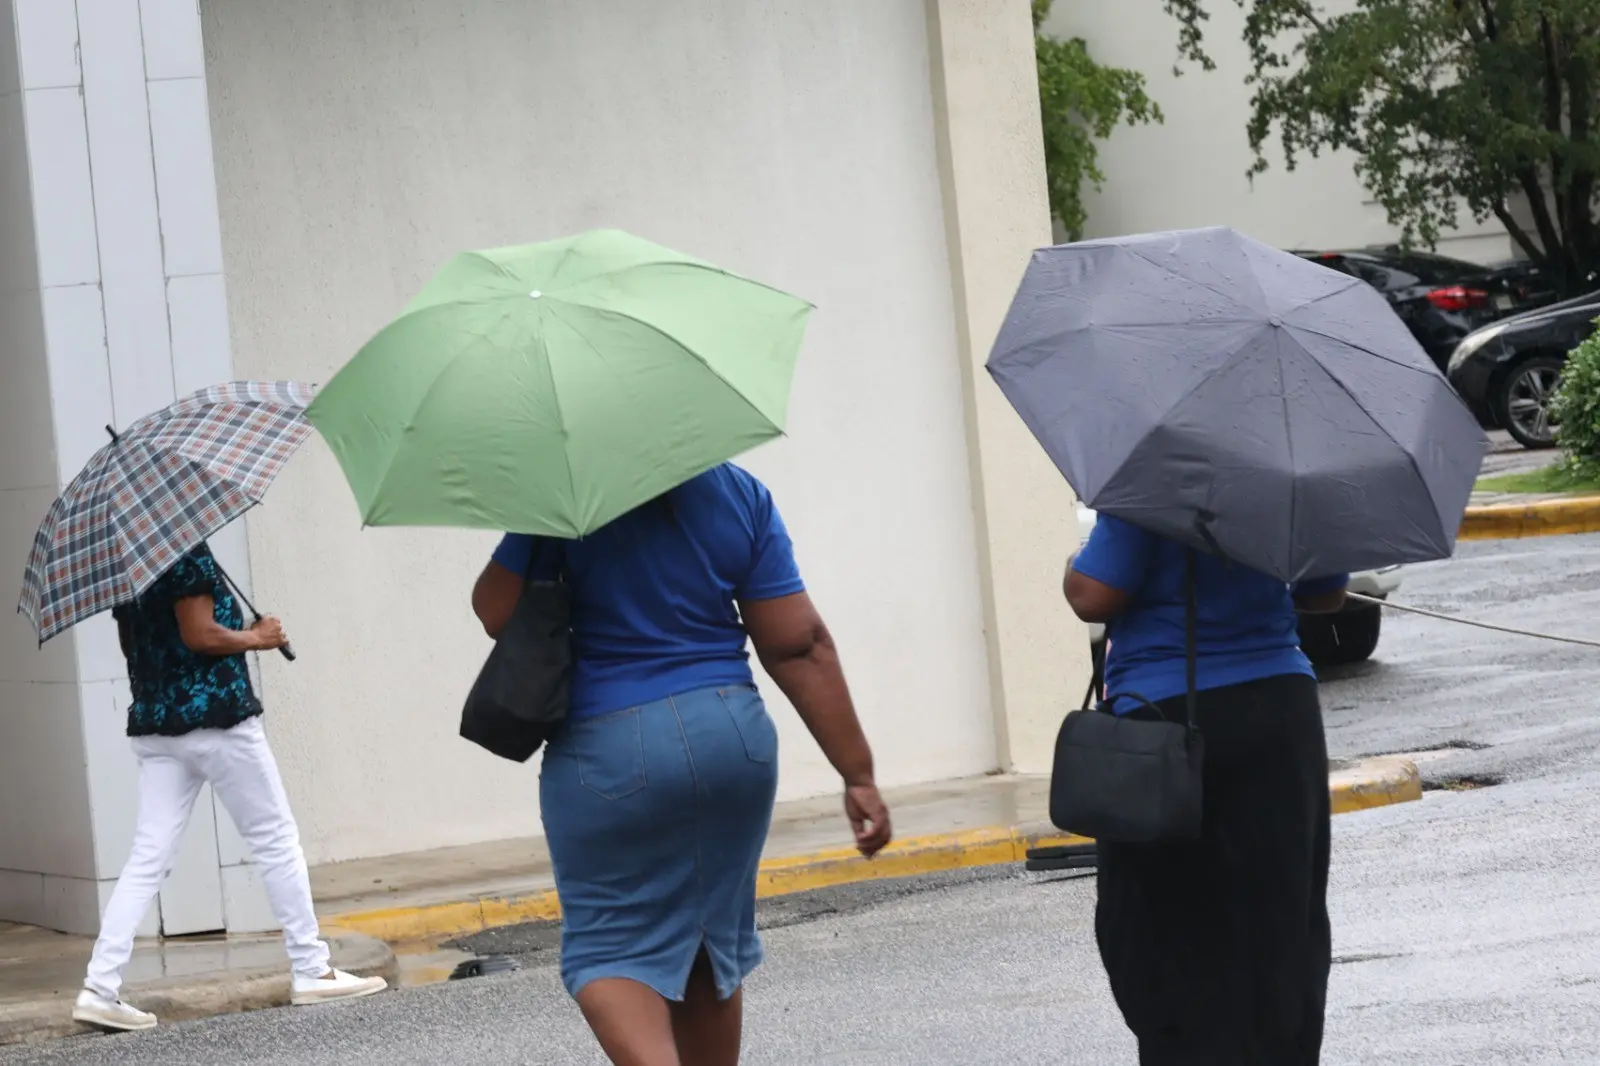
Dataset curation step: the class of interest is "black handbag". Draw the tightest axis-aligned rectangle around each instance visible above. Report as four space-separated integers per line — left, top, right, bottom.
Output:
1047 549 1205 843
459 562 573 763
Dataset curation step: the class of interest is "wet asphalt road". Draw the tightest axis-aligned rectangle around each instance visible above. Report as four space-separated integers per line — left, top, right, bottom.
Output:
7 535 1600 1065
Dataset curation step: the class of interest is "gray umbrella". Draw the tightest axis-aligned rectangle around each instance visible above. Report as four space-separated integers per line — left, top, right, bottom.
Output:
987 226 1489 582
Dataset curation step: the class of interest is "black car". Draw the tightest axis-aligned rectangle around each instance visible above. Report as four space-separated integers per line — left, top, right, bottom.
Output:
1293 247 1550 371
1447 290 1600 448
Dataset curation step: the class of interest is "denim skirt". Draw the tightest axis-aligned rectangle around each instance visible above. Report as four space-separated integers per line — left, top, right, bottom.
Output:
539 684 780 1001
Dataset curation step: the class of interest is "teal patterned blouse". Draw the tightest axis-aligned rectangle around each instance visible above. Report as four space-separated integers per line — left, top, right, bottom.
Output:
113 545 263 737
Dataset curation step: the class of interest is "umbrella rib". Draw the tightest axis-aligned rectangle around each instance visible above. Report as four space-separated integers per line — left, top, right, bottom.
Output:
1282 319 1445 378
538 302 700 514
1117 244 1263 315
359 306 524 525
529 306 584 537
1288 348 1445 546
550 303 785 432
553 258 817 308
1069 328 1266 506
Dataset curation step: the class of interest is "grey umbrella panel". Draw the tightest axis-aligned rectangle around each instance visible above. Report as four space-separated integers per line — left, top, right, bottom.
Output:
988 227 1489 582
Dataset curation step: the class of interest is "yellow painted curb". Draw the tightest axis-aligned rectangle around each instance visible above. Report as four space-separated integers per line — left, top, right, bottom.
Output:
325 762 1422 946
1329 756 1422 814
1459 495 1600 541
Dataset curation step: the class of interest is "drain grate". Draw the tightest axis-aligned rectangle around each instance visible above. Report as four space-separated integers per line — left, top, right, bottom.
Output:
448 954 521 980
1025 842 1098 873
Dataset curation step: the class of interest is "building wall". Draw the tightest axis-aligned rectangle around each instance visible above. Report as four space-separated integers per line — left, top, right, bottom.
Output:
1045 0 1514 263
203 0 1001 864
0 0 100 930
0 0 269 936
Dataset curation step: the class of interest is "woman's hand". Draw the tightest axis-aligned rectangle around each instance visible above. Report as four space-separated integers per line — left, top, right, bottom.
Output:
845 782 892 858
248 617 288 651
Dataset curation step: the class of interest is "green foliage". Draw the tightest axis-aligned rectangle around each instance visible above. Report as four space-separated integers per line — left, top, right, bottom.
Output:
1034 0 1163 240
1552 321 1600 476
1162 0 1600 294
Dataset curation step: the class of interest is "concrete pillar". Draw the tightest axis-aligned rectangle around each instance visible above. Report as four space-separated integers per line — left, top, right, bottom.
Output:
0 0 271 936
925 0 1090 773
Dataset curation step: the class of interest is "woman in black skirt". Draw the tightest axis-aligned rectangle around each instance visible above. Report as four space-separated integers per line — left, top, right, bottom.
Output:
1067 514 1349 1065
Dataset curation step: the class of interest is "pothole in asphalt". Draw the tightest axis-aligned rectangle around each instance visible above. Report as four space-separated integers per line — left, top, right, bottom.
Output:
1380 741 1491 764
1422 773 1505 792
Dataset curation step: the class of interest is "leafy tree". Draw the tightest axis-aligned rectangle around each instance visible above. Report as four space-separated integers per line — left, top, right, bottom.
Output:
1034 0 1163 239
1162 0 1600 294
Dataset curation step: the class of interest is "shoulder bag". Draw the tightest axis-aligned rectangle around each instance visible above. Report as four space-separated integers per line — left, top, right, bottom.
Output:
1047 549 1205 843
459 552 572 763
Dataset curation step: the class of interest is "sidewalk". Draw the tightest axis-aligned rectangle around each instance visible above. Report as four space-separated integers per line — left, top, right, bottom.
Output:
0 922 395 1048
0 761 1419 1047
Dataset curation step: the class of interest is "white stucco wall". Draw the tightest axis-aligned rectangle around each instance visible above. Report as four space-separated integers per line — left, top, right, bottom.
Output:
1045 0 1513 263
203 0 997 863
0 0 270 936
0 0 100 928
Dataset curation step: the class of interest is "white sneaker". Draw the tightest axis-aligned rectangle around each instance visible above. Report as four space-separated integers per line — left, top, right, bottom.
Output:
290 968 387 1006
72 989 157 1032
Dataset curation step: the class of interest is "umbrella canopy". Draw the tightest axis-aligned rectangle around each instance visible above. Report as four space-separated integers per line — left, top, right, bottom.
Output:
18 381 314 642
305 229 813 536
987 226 1489 581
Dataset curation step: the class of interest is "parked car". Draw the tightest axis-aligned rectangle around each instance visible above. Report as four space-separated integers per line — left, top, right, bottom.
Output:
1291 246 1550 372
1447 289 1600 449
1075 506 1401 676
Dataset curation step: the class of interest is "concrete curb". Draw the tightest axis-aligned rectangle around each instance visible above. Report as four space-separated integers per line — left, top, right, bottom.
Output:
1459 495 1600 541
324 758 1423 946
0 934 397 1048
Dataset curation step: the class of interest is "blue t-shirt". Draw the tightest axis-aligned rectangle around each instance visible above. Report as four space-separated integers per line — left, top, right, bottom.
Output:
491 464 805 718
1073 515 1348 707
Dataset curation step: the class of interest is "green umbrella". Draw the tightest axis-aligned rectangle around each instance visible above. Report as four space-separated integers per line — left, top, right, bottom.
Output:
306 229 812 536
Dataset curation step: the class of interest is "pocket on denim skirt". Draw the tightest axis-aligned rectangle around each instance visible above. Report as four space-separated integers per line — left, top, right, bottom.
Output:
569 709 647 800
718 685 778 764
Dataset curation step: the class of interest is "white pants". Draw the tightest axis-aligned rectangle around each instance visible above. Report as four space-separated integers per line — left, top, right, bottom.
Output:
85 716 330 999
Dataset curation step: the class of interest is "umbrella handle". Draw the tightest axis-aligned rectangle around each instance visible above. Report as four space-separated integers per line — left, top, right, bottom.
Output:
279 642 297 663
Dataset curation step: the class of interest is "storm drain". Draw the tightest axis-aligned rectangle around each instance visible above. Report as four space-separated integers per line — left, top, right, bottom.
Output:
448 955 521 980
1025 842 1098 873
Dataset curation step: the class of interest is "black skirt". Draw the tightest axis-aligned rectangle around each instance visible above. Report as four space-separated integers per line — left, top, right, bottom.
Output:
1095 672 1332 1066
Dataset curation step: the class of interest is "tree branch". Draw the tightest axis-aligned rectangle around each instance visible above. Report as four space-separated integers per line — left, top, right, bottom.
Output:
1493 200 1544 263
1518 166 1565 264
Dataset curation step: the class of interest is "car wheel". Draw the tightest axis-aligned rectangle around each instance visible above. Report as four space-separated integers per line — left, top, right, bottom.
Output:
1298 604 1381 668
1495 354 1564 449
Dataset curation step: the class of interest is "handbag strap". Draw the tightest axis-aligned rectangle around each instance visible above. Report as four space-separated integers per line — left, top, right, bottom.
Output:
1183 547 1198 732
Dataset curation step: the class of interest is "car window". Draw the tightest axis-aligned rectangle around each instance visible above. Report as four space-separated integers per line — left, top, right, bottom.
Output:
1343 258 1419 291
1390 253 1478 283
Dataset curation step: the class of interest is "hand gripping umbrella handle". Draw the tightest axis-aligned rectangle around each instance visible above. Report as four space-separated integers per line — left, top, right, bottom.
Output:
212 558 296 666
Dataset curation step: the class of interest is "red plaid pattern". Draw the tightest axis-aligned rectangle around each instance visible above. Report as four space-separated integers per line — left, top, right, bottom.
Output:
17 381 315 643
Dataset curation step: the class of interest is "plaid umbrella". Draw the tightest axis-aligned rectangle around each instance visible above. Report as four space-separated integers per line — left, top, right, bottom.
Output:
17 380 314 643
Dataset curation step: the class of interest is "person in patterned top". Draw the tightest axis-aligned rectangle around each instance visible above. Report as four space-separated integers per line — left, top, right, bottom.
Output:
115 545 264 736
73 544 387 1033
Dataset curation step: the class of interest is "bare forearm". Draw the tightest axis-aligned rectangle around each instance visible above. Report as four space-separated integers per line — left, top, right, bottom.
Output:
183 625 263 657
761 640 875 787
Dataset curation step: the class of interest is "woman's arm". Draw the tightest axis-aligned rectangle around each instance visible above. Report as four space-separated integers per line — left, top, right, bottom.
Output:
173 596 283 656
740 592 891 857
1064 516 1149 623
1292 574 1350 615
471 560 523 639
1065 570 1134 623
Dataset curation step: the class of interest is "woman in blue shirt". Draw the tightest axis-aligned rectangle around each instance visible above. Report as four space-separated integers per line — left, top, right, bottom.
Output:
1067 514 1348 1066
472 464 891 1066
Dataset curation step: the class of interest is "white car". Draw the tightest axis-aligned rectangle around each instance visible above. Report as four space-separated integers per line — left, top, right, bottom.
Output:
1075 505 1401 668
